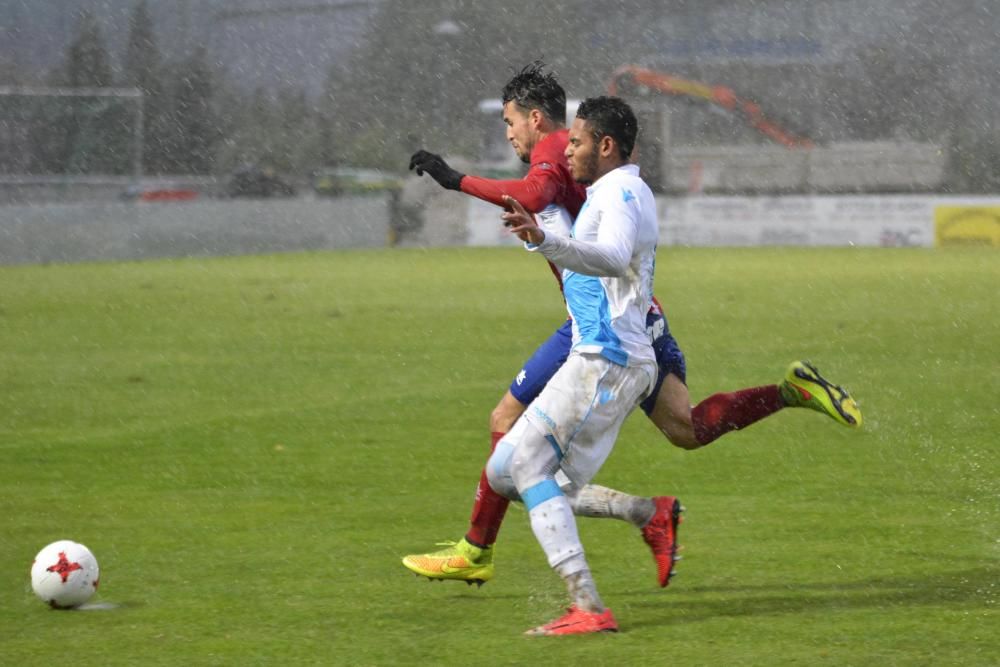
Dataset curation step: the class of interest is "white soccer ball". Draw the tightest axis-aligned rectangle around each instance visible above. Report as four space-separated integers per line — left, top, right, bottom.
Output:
30 540 100 609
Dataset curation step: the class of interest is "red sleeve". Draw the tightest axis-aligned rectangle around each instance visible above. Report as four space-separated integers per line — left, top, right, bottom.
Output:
459 164 561 213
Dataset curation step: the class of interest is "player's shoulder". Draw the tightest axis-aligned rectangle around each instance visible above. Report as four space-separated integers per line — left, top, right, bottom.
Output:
610 165 653 199
593 166 638 195
591 167 652 212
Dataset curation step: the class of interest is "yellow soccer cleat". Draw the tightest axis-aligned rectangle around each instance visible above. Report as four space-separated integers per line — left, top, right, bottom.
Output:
402 538 494 586
780 361 862 427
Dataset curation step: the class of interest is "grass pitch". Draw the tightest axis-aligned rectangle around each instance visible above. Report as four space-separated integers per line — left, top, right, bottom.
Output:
1 246 997 666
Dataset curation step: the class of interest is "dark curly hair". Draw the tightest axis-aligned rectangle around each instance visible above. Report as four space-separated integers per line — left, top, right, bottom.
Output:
575 96 638 160
501 60 566 125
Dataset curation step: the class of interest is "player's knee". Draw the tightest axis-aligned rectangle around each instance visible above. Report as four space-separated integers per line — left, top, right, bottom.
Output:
660 424 703 449
653 408 701 449
650 378 701 449
508 431 561 494
489 404 520 433
485 439 519 501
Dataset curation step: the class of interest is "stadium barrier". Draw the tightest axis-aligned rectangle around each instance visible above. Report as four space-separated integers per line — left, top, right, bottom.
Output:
0 196 392 265
2 193 997 265
467 194 1000 249
659 195 934 247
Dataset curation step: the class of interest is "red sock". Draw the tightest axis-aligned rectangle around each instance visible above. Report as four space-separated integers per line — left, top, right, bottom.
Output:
465 431 510 548
691 385 785 446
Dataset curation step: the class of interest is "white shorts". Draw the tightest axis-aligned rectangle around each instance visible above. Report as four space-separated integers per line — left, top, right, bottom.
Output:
522 351 656 488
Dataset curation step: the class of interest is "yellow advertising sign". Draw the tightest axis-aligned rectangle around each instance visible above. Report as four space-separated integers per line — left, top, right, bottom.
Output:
934 206 1000 246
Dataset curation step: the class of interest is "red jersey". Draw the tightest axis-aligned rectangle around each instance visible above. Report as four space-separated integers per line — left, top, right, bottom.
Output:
460 129 585 288
460 129 585 216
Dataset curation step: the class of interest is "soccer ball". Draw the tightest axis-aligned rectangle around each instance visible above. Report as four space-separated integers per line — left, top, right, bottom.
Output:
30 540 100 609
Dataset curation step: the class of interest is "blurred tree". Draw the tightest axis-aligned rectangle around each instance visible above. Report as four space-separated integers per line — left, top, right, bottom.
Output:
0 95 23 173
215 85 322 178
216 86 273 172
323 0 603 173
0 60 36 173
123 0 170 174
160 47 220 174
64 11 112 89
27 10 132 174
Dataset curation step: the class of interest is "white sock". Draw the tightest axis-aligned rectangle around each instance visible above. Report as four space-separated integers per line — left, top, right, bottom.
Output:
528 496 606 613
568 484 655 527
528 494 584 569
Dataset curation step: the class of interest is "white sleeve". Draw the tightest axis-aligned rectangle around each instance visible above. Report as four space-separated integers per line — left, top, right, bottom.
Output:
530 192 637 277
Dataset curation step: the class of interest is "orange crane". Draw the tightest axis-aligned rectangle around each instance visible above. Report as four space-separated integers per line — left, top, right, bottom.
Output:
607 65 813 149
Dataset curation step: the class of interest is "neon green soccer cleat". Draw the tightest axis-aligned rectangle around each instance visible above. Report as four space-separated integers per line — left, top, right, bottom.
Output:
402 538 494 586
780 361 862 427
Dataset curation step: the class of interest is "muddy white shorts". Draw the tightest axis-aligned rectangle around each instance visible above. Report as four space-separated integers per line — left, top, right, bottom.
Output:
520 351 656 488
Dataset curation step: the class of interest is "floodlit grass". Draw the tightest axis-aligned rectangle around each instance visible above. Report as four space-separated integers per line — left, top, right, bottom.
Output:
1 246 997 666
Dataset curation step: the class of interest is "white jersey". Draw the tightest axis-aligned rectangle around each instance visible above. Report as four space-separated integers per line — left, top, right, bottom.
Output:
528 163 658 367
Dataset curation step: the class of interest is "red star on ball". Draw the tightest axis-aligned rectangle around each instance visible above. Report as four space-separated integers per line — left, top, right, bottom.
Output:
46 551 83 582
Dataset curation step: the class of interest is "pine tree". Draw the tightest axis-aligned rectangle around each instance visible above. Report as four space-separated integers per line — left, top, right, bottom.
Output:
163 47 219 174
65 11 112 89
123 0 167 173
29 10 126 174
68 11 130 175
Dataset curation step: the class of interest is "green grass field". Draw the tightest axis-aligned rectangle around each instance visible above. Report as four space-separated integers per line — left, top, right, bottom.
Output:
1 246 997 666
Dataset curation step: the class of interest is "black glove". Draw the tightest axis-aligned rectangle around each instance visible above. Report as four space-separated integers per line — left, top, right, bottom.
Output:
408 149 464 191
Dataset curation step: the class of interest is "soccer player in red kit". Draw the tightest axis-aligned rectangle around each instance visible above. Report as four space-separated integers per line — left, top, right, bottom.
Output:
403 62 861 588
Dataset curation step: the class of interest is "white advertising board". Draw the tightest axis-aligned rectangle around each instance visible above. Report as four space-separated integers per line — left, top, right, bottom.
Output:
659 196 936 247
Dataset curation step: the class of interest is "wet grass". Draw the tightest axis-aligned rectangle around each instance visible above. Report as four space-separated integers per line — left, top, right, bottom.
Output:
0 246 997 666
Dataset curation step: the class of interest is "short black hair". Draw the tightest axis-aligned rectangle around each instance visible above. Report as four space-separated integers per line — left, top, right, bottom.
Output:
575 96 638 160
501 61 566 125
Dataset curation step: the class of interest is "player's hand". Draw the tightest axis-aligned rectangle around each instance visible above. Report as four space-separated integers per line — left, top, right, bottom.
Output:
408 149 464 190
501 195 545 245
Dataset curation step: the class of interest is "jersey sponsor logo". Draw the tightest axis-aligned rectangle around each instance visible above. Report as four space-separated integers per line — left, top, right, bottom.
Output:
516 369 527 386
532 405 557 432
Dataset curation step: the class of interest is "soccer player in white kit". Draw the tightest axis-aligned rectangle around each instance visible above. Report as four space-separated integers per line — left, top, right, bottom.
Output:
490 96 659 636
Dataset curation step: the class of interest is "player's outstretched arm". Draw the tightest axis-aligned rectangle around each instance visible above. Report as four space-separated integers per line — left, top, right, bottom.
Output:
408 149 464 190
462 169 559 212
409 149 562 214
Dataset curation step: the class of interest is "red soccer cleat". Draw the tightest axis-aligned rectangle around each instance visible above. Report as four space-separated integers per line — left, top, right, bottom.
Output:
524 605 619 636
641 496 684 587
